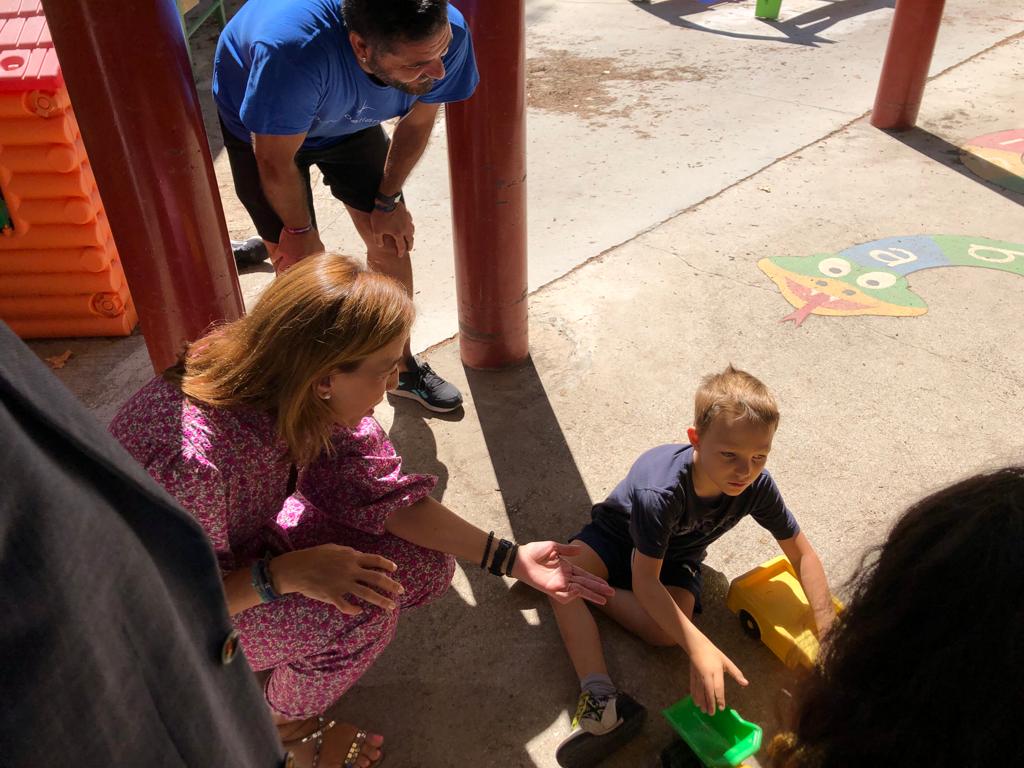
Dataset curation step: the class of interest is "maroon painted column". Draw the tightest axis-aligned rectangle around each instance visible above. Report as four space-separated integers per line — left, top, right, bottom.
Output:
445 0 528 369
870 0 947 130
42 0 243 373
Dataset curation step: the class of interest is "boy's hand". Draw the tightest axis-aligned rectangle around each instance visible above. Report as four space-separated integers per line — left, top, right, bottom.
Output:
688 638 748 715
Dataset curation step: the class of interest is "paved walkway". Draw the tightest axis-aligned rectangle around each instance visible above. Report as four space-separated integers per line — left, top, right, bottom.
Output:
26 1 1024 765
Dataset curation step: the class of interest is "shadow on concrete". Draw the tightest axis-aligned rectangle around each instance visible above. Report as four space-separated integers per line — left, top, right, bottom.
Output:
386 397 466 502
337 360 596 765
25 332 151 427
464 356 594 543
330 564 587 767
880 126 1024 207
345 364 601 764
526 0 560 26
346 368 795 766
455 359 798 763
633 0 894 47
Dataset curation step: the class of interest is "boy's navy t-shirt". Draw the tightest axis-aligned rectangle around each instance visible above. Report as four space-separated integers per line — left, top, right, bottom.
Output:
213 0 479 149
591 444 800 563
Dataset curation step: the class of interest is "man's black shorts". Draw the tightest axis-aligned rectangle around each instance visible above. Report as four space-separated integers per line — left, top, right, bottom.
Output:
219 115 393 243
571 520 704 613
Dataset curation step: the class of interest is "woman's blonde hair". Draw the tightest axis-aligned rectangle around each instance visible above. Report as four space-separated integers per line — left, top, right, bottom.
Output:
693 364 780 433
170 254 413 464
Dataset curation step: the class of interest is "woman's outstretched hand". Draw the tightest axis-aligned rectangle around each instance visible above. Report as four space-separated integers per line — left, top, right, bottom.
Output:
510 542 614 604
271 544 404 615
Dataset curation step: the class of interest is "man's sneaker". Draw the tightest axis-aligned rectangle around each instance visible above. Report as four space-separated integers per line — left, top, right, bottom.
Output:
555 691 646 768
231 237 269 268
388 357 463 413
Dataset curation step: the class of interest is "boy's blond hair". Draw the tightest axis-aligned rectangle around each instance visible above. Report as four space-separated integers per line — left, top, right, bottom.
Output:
694 365 780 433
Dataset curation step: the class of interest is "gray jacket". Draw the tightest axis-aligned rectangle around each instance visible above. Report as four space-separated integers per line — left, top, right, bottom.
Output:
0 322 287 767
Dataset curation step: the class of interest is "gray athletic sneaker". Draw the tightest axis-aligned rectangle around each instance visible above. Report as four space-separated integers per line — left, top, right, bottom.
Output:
388 357 463 413
231 237 269 268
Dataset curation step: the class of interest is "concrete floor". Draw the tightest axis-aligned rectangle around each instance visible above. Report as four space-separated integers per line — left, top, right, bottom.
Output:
22 0 1024 766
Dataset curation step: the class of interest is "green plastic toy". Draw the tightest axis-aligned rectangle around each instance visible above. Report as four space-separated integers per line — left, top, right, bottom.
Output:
754 0 782 19
662 696 762 768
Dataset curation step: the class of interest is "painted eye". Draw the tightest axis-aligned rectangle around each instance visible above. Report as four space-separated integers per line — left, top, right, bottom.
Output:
818 257 851 277
856 271 897 289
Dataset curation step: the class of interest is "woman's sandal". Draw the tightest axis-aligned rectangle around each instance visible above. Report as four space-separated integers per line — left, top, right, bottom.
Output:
343 729 380 768
281 716 384 768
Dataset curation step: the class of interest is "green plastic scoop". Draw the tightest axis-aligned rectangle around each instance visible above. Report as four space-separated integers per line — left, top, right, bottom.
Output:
662 696 763 767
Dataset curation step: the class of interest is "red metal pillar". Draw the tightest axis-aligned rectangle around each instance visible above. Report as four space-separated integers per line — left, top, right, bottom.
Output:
870 0 947 131
42 0 243 373
445 0 528 369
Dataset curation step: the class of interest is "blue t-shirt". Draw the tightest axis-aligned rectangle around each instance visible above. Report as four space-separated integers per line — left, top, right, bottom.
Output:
591 444 800 563
212 0 479 149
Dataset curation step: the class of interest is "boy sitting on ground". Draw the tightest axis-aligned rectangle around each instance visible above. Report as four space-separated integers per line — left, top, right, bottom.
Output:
551 365 836 768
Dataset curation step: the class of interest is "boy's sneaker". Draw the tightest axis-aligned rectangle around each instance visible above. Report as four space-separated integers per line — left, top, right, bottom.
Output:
388 357 463 413
555 691 646 768
231 237 269 268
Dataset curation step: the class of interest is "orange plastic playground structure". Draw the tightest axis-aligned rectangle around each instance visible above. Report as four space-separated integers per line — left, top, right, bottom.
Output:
0 0 136 338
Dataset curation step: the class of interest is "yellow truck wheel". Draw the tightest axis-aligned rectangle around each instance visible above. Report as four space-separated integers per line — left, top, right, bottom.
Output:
739 609 761 640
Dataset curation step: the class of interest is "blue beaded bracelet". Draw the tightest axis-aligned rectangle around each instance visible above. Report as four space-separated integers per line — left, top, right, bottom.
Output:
251 554 281 603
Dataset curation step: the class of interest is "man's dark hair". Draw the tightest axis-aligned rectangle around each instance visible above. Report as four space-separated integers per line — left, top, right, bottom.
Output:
341 0 449 48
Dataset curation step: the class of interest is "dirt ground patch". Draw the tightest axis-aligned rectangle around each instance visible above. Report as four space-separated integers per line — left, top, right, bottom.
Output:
527 48 717 124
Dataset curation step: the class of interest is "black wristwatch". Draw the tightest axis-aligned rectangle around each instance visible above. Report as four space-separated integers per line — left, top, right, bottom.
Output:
374 190 403 213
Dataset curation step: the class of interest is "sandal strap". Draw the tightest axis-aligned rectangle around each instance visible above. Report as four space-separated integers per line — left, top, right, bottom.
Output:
282 718 375 768
300 717 338 746
343 729 368 768
280 715 337 746
280 716 337 768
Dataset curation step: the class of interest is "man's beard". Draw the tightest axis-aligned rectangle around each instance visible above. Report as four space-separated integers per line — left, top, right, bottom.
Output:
368 58 436 96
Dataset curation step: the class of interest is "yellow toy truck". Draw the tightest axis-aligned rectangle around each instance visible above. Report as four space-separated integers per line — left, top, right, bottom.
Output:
725 556 842 670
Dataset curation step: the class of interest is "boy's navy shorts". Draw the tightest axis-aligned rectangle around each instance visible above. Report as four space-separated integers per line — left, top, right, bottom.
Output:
570 521 704 614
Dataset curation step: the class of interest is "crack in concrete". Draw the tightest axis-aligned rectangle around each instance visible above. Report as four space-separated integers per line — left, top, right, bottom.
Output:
718 89 859 117
649 245 778 292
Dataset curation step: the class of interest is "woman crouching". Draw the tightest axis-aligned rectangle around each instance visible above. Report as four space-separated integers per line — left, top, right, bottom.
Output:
110 254 611 768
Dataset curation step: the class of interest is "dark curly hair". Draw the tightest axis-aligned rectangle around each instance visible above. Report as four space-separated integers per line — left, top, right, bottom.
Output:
770 466 1024 768
341 0 448 49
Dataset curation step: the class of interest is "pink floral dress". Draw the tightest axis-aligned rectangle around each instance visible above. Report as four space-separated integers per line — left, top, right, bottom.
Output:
110 377 454 718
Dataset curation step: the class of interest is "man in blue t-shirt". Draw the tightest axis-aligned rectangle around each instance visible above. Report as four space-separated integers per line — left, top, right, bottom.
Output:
213 0 479 413
549 366 838 768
